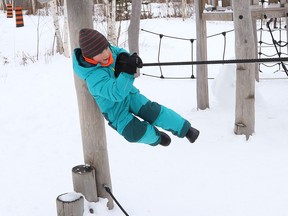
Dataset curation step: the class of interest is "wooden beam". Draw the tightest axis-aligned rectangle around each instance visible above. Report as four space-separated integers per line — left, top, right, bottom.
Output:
202 11 233 21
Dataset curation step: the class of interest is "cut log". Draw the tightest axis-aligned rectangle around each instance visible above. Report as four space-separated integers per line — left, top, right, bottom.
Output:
56 192 84 216
72 165 98 202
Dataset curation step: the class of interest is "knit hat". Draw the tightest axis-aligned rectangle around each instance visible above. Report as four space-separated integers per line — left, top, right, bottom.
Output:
79 28 109 58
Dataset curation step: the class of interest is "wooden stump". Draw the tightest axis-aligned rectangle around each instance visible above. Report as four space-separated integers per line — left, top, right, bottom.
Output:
56 193 84 216
72 165 98 202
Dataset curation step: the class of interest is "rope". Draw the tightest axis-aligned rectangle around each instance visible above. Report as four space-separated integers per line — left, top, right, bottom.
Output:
141 28 234 79
142 57 288 67
103 185 129 216
265 15 288 76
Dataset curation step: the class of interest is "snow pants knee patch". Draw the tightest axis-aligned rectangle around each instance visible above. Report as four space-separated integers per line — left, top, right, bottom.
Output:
121 116 160 144
122 117 148 142
138 101 161 124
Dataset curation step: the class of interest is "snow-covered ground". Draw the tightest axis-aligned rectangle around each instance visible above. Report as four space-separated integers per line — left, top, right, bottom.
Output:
1 9 288 216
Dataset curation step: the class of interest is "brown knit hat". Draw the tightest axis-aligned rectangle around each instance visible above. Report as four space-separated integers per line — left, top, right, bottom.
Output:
79 28 109 58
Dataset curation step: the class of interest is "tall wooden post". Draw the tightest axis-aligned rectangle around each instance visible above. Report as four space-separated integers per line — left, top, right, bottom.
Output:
232 0 255 139
195 0 209 110
65 0 113 209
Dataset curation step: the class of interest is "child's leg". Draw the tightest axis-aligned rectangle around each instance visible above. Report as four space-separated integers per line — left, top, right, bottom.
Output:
117 110 161 145
129 92 191 138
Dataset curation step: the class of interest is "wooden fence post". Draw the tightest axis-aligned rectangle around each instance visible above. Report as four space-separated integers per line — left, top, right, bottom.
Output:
72 165 98 202
232 0 255 139
195 0 210 110
56 193 84 216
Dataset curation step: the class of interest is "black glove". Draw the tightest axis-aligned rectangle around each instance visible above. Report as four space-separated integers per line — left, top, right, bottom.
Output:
114 52 143 78
129 52 143 68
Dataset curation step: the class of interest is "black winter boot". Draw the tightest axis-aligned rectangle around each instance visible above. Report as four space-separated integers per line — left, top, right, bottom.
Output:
185 127 200 143
159 131 171 146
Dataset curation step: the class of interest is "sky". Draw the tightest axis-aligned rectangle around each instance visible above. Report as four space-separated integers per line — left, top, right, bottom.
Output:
1 5 288 216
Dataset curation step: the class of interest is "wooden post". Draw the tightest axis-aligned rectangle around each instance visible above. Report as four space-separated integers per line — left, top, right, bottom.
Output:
232 0 255 139
252 17 259 81
65 0 113 209
56 193 84 216
72 165 98 202
195 0 210 110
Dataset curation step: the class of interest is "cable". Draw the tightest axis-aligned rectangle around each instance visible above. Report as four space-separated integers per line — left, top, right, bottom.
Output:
142 57 288 67
103 185 129 216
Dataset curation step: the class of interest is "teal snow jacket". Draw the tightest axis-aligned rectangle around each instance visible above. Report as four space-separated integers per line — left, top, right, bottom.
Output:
73 45 139 131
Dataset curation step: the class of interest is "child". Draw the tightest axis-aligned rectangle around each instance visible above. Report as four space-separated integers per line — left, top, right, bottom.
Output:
72 28 199 146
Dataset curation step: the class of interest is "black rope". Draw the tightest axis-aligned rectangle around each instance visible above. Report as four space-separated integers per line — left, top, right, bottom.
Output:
222 32 227 61
265 15 288 76
190 39 195 78
103 185 129 216
142 57 288 67
158 34 164 78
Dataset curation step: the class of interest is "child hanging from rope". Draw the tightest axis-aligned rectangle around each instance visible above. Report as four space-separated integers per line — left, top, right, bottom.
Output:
72 28 199 146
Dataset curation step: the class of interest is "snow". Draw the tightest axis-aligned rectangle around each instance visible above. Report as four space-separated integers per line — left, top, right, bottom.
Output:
1 9 288 216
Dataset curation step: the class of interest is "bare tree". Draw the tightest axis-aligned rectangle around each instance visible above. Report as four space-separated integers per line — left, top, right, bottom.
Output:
182 0 187 20
49 0 64 54
128 0 141 77
104 0 117 45
128 0 141 54
31 0 37 14
62 0 70 57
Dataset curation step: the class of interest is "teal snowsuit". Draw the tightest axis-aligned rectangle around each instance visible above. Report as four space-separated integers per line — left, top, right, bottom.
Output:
73 45 191 145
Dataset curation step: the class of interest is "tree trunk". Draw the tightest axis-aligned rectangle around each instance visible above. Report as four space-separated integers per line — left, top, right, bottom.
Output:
128 0 141 54
232 0 255 139
49 0 64 54
63 0 70 57
105 0 117 45
31 0 36 15
182 0 187 20
128 0 141 77
65 0 113 209
195 0 209 110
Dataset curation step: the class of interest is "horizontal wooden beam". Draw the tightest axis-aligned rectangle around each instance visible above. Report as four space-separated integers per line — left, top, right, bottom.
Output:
202 6 288 21
202 11 233 21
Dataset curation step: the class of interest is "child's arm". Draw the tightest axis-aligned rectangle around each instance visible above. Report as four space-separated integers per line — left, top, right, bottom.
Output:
86 68 134 102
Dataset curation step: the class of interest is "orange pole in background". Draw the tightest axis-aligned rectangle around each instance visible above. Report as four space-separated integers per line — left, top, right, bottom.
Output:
7 4 13 18
15 6 24 27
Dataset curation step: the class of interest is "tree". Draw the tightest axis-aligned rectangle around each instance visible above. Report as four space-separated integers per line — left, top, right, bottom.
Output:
128 0 141 76
182 0 187 20
104 0 117 45
49 0 64 54
128 0 141 54
65 0 113 209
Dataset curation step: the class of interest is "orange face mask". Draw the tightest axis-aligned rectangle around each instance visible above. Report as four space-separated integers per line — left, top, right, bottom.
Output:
83 52 114 67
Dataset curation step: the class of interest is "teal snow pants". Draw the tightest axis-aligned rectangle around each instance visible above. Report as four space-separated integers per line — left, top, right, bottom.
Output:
117 91 191 145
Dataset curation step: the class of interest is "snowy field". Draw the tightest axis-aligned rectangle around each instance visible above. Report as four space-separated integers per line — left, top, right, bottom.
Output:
1 8 288 216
